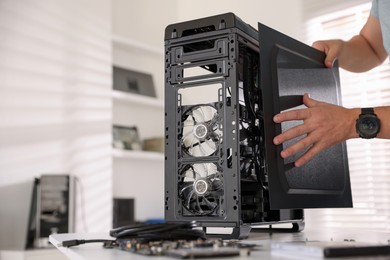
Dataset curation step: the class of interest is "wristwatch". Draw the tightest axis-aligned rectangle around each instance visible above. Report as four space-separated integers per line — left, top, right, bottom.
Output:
355 108 381 139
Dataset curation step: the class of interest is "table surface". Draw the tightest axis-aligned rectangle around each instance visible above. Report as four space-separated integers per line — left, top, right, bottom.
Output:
50 227 390 260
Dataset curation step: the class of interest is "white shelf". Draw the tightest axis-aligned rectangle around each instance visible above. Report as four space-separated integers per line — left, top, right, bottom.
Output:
112 90 164 108
112 34 163 56
112 149 164 161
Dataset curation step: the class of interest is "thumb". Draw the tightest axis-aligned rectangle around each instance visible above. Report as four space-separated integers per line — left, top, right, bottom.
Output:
312 41 336 68
324 49 338 68
303 93 318 108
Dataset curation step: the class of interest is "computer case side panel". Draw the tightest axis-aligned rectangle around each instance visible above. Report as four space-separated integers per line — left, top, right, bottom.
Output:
258 22 352 210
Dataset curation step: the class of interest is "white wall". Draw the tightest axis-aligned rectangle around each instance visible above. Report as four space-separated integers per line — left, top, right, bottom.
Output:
112 0 179 100
112 0 306 96
0 0 112 236
176 0 304 42
301 0 370 19
112 0 305 45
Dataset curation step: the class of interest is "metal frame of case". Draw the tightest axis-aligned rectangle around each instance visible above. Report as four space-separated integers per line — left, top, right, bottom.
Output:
164 13 304 239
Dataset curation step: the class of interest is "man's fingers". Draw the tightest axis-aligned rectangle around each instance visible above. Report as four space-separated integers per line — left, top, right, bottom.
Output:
278 131 328 167
279 135 315 159
312 41 326 52
294 143 326 167
303 93 319 108
273 124 310 145
312 40 338 68
273 95 334 167
274 94 324 123
324 56 337 68
273 109 309 123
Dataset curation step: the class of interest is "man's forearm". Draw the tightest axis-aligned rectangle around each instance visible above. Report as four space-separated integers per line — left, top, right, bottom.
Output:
339 36 385 72
339 14 388 72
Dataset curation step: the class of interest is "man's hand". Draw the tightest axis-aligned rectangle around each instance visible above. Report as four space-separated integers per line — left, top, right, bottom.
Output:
312 15 387 72
272 93 359 167
312 40 344 68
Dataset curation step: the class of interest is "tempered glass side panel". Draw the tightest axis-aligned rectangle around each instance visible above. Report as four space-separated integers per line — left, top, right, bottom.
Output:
258 23 352 209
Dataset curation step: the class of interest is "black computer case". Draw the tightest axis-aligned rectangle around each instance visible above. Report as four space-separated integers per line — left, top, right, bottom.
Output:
164 13 352 239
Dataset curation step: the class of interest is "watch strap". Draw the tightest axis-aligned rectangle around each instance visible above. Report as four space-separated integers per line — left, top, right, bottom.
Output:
361 107 375 115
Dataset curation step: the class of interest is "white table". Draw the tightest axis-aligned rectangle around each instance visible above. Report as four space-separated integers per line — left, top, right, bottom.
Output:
0 248 68 260
49 228 390 260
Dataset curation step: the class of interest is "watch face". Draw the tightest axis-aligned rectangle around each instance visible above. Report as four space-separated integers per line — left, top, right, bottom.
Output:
357 115 380 138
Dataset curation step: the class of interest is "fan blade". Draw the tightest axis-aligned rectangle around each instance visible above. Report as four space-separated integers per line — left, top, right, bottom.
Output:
183 120 195 127
207 113 219 127
205 173 216 180
206 163 217 175
191 165 204 179
189 163 219 179
194 106 216 123
199 140 215 156
203 106 215 121
186 190 195 208
209 130 221 141
209 189 224 198
191 108 204 123
185 167 194 180
198 106 212 122
188 136 197 150
192 164 206 178
182 129 194 144
180 184 193 195
211 179 223 191
204 139 217 151
196 196 203 214
203 196 217 209
189 142 211 157
182 125 195 139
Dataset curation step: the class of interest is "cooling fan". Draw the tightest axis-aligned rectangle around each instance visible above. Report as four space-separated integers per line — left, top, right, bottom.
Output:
181 104 222 157
179 163 224 216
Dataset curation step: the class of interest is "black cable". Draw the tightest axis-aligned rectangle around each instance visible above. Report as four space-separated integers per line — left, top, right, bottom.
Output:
110 222 204 240
60 222 206 249
61 239 116 248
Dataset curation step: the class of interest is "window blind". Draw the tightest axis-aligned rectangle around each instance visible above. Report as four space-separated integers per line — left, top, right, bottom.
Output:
304 2 390 231
0 0 112 232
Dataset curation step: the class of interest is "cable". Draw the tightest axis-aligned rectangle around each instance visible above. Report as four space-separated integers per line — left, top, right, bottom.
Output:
61 239 116 248
110 221 205 240
59 222 205 249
